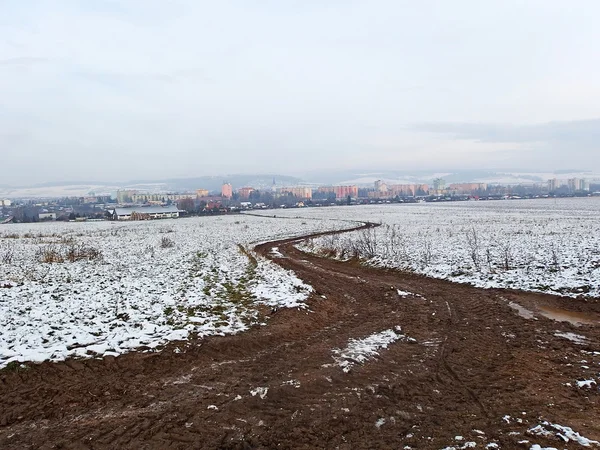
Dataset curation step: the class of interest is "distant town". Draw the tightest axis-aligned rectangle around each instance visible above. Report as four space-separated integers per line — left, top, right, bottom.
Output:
1 177 598 224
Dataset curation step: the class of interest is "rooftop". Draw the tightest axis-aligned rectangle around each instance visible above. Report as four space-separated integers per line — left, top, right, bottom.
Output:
111 206 180 215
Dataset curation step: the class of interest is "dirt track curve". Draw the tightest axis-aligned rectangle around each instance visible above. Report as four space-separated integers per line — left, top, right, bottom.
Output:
1 220 599 449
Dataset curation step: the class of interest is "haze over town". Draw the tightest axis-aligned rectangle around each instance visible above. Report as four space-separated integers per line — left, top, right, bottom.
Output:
2 0 600 186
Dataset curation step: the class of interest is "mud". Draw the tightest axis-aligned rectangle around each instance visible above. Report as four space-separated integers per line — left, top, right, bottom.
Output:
1 223 599 449
538 305 599 326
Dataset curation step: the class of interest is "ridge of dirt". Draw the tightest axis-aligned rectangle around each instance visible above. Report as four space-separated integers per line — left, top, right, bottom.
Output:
1 221 599 449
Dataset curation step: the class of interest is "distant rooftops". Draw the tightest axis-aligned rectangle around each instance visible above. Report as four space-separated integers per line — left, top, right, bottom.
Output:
111 205 180 215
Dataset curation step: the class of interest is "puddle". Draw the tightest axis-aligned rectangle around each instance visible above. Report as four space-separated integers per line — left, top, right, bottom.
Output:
538 306 598 326
506 298 598 326
508 302 535 320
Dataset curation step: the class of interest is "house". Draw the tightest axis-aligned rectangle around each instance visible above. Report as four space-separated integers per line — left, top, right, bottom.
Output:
109 205 180 221
38 212 57 221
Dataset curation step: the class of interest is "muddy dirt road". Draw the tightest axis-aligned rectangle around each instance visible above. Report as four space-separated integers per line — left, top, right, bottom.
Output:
1 225 599 449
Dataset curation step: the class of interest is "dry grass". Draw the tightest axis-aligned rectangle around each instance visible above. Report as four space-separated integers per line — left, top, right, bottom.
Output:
36 243 103 263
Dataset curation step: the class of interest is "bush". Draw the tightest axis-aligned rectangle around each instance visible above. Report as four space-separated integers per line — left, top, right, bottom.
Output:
66 244 102 262
38 245 64 263
36 243 102 263
0 242 15 264
160 236 175 248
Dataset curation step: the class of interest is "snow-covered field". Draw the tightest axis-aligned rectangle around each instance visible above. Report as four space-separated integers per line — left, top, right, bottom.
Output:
0 215 352 369
274 198 600 298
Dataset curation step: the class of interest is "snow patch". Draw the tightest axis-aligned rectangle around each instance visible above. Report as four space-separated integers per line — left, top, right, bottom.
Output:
529 422 599 446
249 387 269 399
270 247 285 258
554 332 589 345
577 379 597 389
397 290 415 297
332 327 414 373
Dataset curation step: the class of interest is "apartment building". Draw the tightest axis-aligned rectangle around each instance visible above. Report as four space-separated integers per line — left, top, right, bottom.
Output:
117 190 138 203
547 178 559 192
387 184 429 197
374 180 387 193
317 185 359 199
130 193 196 203
548 178 590 192
448 183 487 195
278 187 313 199
221 183 233 199
237 187 255 199
567 178 590 191
432 178 446 195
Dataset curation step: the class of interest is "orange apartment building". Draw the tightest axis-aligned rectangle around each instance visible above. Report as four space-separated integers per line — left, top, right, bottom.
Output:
237 187 255 199
388 184 429 196
368 183 429 198
221 183 233 199
317 185 358 199
278 187 313 199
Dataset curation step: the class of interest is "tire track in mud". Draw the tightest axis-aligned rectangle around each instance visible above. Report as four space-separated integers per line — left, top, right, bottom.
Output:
436 299 492 422
255 223 503 438
1 217 599 449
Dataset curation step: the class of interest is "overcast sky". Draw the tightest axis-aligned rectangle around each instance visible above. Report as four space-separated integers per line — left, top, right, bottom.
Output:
1 1 600 185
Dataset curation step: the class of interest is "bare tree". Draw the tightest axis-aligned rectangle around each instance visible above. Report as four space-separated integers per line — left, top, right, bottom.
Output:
420 237 433 268
465 226 481 271
500 240 513 271
354 228 378 259
549 240 561 272
177 198 196 213
0 241 15 264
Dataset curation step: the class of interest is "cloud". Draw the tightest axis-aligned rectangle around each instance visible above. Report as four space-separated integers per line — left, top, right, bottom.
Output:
0 57 49 66
411 119 600 170
1 1 600 184
411 119 600 144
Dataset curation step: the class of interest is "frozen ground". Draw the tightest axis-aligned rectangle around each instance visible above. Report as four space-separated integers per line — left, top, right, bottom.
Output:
0 215 351 369
271 198 600 298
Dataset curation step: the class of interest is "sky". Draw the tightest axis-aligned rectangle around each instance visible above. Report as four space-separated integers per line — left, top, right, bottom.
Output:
1 0 600 185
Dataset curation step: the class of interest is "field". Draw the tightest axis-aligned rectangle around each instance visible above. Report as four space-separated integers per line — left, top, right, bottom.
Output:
1 200 599 449
290 197 600 298
0 215 351 369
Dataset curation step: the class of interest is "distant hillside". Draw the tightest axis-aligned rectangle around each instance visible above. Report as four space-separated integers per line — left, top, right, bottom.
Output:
0 174 305 199
301 169 600 186
148 174 304 192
